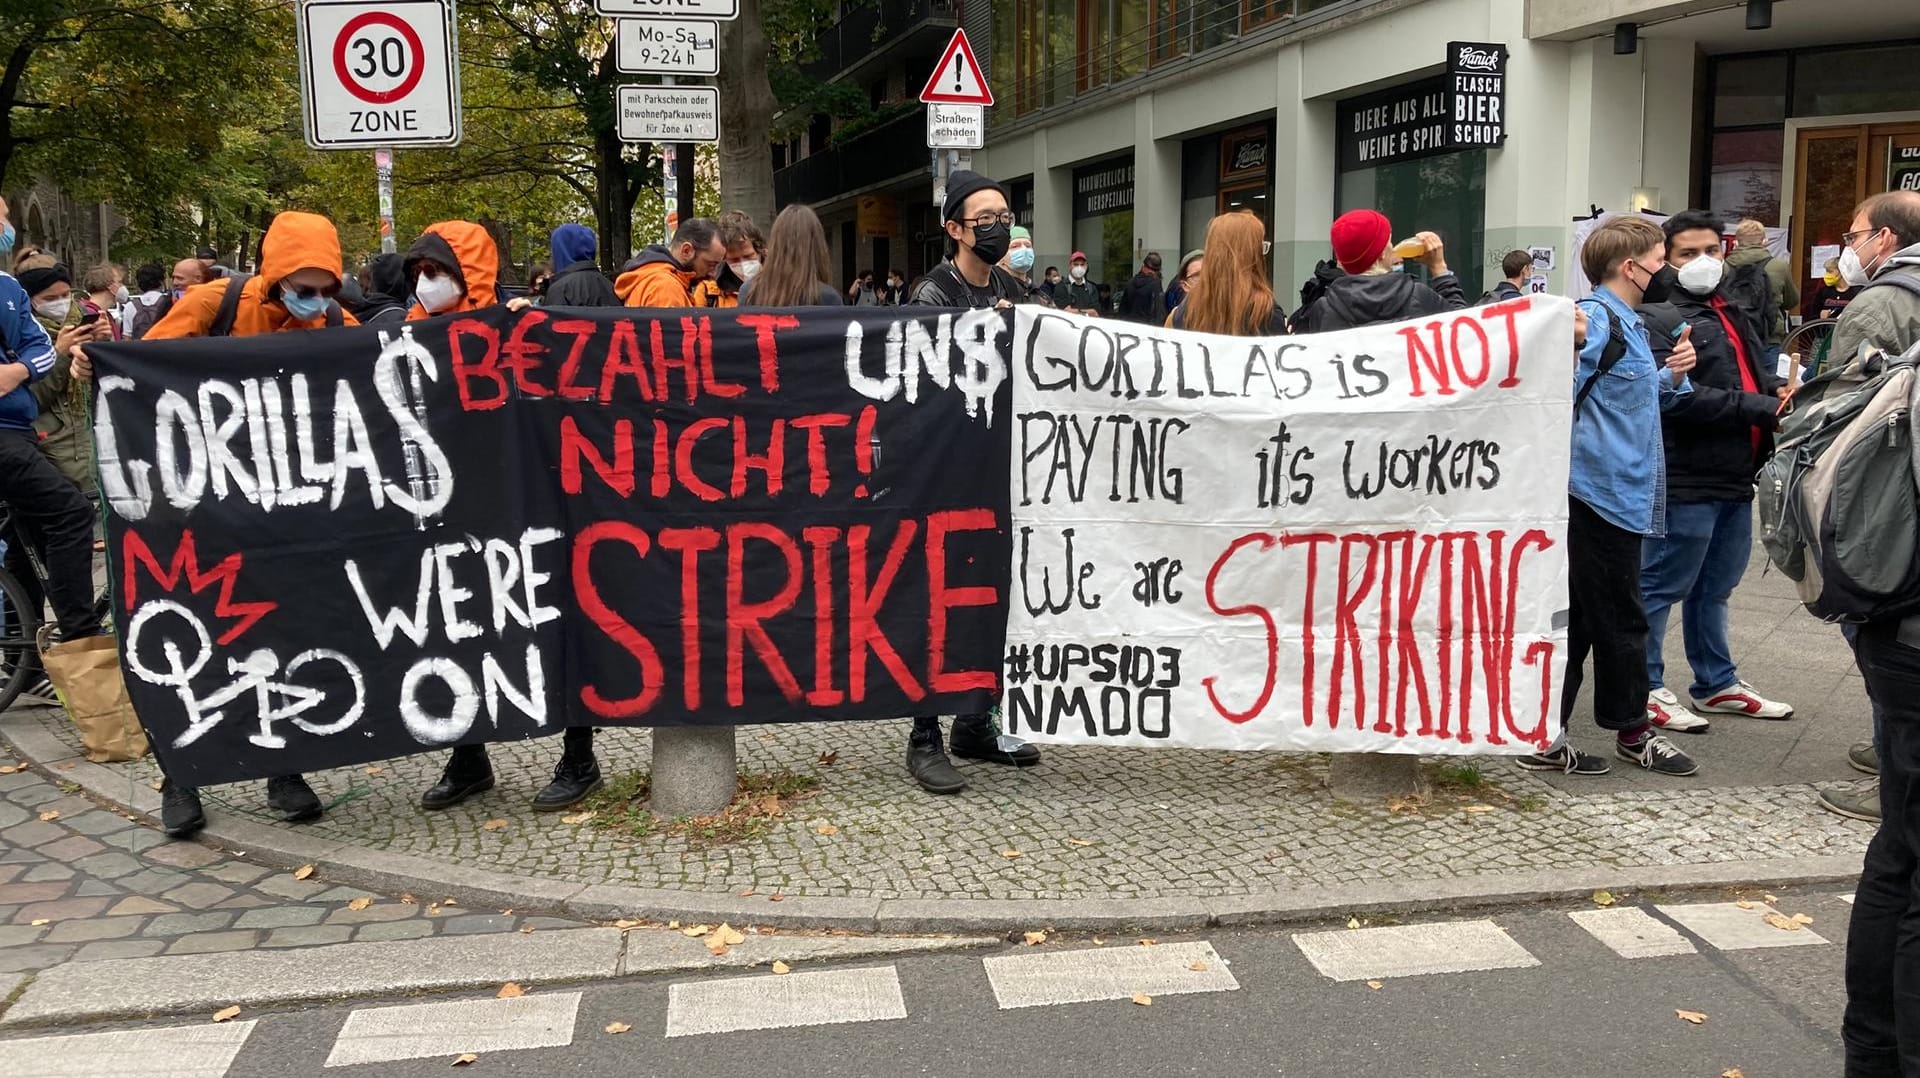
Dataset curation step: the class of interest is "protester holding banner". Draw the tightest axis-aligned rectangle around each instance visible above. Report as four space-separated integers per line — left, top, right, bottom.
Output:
1167 212 1285 335
143 212 355 339
405 221 500 320
617 218 724 308
1294 210 1465 332
904 168 1037 793
736 205 841 307
1522 215 1699 779
1636 211 1791 738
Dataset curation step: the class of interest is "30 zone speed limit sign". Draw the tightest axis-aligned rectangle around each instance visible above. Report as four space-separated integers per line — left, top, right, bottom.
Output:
298 0 461 148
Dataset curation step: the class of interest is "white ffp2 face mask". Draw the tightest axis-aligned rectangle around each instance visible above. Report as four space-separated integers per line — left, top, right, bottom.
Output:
1677 255 1724 296
414 274 463 314
34 297 72 323
1840 236 1883 288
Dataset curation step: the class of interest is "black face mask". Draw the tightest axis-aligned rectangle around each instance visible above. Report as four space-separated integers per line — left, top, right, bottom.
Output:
1632 261 1676 306
969 222 1010 266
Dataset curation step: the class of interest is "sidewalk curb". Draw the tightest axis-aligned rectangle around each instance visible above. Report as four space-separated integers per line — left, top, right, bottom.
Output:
3 714 1863 934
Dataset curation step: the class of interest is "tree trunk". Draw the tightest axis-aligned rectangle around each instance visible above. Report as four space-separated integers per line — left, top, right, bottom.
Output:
595 124 631 272
715 0 776 228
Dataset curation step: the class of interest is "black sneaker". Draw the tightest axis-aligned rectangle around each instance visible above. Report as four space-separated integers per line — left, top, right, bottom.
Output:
1616 734 1699 777
160 779 206 838
265 774 324 822
1517 744 1611 775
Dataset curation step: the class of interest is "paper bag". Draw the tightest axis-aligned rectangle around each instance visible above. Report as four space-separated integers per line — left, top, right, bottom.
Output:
38 630 149 763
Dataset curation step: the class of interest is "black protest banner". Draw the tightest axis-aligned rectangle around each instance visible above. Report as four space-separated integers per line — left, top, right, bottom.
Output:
90 305 1012 786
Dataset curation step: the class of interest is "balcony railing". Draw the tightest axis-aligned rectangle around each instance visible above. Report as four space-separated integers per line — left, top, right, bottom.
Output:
804 0 962 82
775 109 927 207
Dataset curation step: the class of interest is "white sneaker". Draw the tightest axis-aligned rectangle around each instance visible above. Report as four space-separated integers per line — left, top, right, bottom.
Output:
1647 688 1711 734
1690 681 1795 720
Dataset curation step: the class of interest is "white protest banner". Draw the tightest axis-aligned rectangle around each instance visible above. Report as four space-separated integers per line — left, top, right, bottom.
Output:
1002 298 1575 755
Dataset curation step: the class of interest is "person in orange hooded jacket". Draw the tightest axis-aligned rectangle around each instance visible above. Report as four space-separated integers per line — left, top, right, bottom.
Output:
615 218 725 308
688 211 763 309
145 211 358 339
404 221 500 319
77 210 356 840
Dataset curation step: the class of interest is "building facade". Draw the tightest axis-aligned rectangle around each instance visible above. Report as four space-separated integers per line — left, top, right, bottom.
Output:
781 0 1920 310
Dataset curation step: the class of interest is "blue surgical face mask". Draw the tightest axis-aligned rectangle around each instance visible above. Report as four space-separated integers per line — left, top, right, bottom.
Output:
280 285 330 321
1008 247 1036 273
0 223 14 255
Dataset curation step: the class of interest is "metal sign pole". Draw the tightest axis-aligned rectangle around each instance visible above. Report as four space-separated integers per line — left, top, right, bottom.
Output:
661 75 679 245
375 147 397 254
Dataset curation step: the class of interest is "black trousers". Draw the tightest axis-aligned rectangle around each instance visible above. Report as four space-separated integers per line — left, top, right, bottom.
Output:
0 430 99 641
1559 496 1650 735
1845 620 1920 1077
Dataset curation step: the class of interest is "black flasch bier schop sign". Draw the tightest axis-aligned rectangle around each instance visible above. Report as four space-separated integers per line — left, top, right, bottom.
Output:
1337 40 1508 171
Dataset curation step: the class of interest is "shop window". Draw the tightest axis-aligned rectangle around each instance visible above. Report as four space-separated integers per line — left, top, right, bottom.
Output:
1711 54 1787 127
1792 44 1920 118
1338 149 1487 299
1708 128 1784 226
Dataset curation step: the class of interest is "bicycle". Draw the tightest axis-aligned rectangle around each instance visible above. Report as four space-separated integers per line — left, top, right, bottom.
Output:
0 501 114 716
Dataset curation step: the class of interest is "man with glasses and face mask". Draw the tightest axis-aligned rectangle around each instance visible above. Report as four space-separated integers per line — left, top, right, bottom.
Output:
902 169 1040 794
1830 190 1920 371
1633 211 1791 742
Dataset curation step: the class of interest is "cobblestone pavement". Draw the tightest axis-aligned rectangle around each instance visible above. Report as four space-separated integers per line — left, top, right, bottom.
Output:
0 764 587 979
5 546 1876 908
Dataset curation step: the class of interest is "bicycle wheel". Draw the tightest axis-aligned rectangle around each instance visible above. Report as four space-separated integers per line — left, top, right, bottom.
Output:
0 564 41 714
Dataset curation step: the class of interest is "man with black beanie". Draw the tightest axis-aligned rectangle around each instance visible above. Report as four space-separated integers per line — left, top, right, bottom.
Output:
903 169 1040 794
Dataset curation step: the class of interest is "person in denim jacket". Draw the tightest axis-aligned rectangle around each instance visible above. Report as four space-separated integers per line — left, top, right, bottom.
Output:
1521 216 1700 779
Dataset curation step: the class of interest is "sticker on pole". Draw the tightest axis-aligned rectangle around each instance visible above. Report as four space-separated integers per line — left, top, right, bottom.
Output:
618 85 719 143
918 29 993 106
298 0 461 148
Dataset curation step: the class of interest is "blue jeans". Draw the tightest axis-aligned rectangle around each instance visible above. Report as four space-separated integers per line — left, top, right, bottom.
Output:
1640 499 1751 698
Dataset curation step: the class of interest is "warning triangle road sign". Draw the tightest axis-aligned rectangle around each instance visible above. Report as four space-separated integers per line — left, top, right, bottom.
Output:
919 29 994 106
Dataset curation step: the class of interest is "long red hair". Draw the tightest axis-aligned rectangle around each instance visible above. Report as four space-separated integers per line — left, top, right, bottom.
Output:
1181 212 1276 337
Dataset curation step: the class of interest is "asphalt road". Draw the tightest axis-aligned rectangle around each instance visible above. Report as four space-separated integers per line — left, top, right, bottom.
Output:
9 886 1856 1078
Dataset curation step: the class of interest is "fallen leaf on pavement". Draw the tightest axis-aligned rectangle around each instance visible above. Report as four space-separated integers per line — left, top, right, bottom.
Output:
716 924 746 946
604 1022 631 1035
682 924 711 937
705 939 730 956
30 918 49 926
148 779 165 791
496 983 525 999
0 763 23 774
400 893 417 905
1791 913 1814 925
1366 981 1383 990
772 961 791 974
737 888 756 897
613 919 641 929
1092 938 1106 946
1002 849 1023 859
1722 1070 1745 1078
1023 931 1048 946
1762 913 1804 932
365 766 384 776
1736 900 1755 910
1131 993 1152 1006
560 811 595 825
452 1053 478 1067
1676 1010 1708 1025
1189 961 1208 972
813 823 839 836
1764 894 1779 903
347 898 373 911
212 1006 241 1023
817 751 839 765
768 893 785 902
1347 917 1362 929
667 920 680 929
293 865 315 881
481 819 508 832
1137 938 1157 947
442 899 457 907
1462 805 1496 814
519 927 535 934
756 796 783 817
37 810 58 821
1592 890 1616 907
1065 838 1094 847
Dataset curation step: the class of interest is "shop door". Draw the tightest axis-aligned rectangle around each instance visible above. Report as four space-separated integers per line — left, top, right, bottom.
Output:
1791 122 1920 315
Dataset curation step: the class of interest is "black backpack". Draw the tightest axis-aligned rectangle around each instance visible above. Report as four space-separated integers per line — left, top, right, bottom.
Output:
1721 259 1778 340
209 274 343 336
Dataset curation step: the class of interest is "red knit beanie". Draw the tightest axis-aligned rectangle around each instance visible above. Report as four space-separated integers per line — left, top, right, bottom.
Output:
1330 209 1392 274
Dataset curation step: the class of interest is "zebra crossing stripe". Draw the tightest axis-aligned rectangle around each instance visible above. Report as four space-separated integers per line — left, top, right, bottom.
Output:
1292 920 1540 981
323 992 581 1067
1568 908 1698 958
984 941 1239 1009
665 965 907 1038
9 1020 257 1078
1655 903 1830 951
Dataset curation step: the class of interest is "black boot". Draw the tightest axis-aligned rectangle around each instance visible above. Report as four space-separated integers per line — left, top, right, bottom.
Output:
949 713 1041 767
532 753 602 812
907 721 967 795
160 779 205 838
420 744 494 810
265 773 323 822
